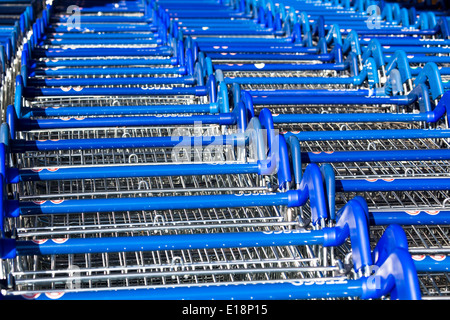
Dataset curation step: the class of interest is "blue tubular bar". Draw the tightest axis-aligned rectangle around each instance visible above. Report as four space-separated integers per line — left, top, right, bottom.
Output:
254 95 411 105
51 3 146 13
225 75 352 85
30 66 187 77
181 29 279 36
249 89 374 97
1 185 369 266
48 25 157 33
216 63 348 72
44 37 162 46
38 57 179 67
27 76 196 87
191 37 295 45
413 255 450 272
208 53 334 61
202 45 319 54
5 163 323 217
54 15 151 23
0 222 421 300
274 113 428 123
43 32 159 40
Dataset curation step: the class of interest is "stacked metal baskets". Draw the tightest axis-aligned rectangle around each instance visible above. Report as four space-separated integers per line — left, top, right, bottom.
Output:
0 0 449 300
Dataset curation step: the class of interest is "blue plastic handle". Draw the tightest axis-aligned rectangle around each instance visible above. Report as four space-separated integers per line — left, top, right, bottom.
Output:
9 191 291 218
323 196 371 273
414 62 444 100
256 108 291 188
11 134 246 153
363 224 421 300
24 104 217 118
23 86 208 97
285 135 302 189
32 46 174 58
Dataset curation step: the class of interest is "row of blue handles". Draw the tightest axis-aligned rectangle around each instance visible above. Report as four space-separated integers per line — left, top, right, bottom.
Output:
2 0 448 300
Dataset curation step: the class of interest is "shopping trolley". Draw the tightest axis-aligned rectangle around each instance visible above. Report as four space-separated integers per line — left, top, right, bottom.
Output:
0 33 322 301
192 36 380 93
21 34 199 89
157 0 255 19
0 69 416 298
163 1 307 46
